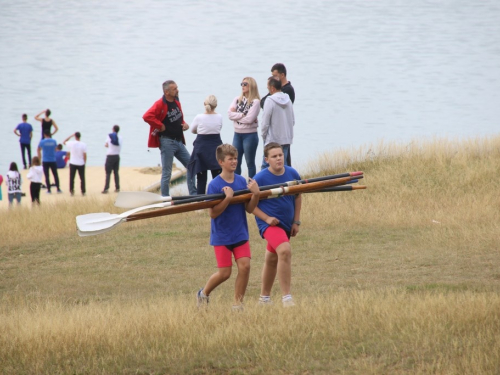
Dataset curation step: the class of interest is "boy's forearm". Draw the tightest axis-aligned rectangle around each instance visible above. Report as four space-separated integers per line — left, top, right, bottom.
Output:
294 194 302 221
209 197 232 219
252 206 269 221
245 193 260 213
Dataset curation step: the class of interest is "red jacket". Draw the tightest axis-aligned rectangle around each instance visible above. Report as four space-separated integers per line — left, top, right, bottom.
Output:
143 96 186 148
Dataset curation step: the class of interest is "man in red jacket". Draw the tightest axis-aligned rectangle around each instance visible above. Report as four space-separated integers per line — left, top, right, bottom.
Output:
143 80 196 196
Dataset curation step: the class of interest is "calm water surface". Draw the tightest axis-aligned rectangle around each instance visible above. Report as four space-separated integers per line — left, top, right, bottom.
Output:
1 0 499 177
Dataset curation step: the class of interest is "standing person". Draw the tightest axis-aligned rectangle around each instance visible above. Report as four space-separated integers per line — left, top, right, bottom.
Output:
260 77 295 170
38 129 62 194
6 162 22 206
197 144 260 311
63 132 87 196
228 77 261 178
13 114 33 169
27 156 43 205
260 63 295 166
102 125 122 194
0 174 3 201
55 144 68 169
35 109 59 140
143 80 196 197
188 95 223 194
252 143 302 307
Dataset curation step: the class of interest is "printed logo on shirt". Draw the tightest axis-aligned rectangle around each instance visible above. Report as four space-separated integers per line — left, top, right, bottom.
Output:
236 97 253 116
167 108 183 123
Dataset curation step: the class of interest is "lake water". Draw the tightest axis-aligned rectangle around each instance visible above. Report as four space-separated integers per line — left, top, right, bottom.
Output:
1 0 499 178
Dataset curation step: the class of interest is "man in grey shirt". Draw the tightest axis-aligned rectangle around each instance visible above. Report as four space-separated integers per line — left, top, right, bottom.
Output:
260 77 295 170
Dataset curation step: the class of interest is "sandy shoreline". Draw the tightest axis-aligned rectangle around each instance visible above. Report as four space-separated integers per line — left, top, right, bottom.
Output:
0 165 186 209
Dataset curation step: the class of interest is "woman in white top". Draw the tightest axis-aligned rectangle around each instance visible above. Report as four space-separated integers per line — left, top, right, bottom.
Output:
228 77 261 178
188 95 223 194
27 156 44 204
6 162 22 206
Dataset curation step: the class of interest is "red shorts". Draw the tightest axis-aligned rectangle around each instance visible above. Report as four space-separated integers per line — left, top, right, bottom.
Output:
214 241 251 268
263 226 290 253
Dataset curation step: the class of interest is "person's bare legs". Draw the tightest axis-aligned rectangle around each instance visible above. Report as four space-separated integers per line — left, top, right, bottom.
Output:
261 251 278 297
234 257 250 305
275 242 292 296
203 267 232 296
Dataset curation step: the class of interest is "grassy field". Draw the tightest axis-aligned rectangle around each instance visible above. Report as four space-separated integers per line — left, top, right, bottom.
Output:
1 135 499 374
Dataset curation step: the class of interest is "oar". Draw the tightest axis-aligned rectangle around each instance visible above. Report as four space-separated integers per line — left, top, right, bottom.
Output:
77 177 357 236
309 185 366 193
77 186 367 237
114 171 364 208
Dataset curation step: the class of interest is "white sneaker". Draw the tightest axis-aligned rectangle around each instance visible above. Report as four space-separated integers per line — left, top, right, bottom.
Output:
196 288 209 307
232 304 245 312
258 296 273 306
282 297 295 307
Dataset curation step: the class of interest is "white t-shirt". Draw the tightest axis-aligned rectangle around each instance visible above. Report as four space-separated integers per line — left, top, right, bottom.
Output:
106 134 122 156
66 140 87 166
190 114 223 135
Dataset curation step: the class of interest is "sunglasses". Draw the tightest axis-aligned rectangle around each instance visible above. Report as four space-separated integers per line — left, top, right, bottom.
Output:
240 82 248 87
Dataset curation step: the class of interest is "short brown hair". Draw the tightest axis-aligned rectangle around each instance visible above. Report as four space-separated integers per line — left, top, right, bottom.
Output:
216 144 238 162
264 142 282 157
32 156 41 166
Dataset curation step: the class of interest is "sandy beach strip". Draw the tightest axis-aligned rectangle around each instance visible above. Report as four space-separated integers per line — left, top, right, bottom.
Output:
0 165 186 210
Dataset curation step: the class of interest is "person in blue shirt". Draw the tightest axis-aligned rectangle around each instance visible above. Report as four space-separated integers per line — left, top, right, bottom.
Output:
37 129 62 193
252 142 302 307
55 144 68 169
13 114 33 169
196 144 260 311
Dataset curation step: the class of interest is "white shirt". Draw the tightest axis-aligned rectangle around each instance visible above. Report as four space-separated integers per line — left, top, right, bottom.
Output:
27 165 44 183
105 134 122 155
191 114 223 135
6 171 22 193
66 140 87 166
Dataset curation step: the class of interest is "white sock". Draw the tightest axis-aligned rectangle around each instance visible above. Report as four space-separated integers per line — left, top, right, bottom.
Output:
259 295 271 301
282 294 292 302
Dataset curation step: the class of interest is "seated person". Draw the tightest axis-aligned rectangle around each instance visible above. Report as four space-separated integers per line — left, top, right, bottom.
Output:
55 144 68 169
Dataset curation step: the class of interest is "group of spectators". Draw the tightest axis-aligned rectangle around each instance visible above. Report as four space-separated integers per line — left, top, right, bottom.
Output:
143 63 296 198
3 109 122 206
142 63 300 309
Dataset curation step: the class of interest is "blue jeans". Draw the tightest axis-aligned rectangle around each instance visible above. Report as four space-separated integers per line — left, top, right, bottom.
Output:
8 192 22 205
232 132 259 178
261 144 290 170
159 137 197 196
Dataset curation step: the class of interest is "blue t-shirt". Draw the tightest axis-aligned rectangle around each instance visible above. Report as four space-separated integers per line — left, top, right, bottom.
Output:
16 122 33 144
253 166 301 237
56 150 68 168
38 138 58 162
207 174 249 246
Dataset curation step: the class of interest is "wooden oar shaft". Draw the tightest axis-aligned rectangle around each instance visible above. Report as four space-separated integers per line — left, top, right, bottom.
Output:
126 176 354 222
311 185 367 193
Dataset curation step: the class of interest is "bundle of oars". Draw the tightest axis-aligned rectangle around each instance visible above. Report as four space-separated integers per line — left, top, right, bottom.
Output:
76 171 365 236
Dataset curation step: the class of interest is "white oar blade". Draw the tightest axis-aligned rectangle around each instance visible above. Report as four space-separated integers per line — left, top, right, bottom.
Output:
76 213 123 233
114 191 168 208
78 223 121 237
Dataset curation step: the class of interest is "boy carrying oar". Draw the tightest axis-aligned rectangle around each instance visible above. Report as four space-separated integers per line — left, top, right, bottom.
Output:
197 144 260 311
252 142 302 307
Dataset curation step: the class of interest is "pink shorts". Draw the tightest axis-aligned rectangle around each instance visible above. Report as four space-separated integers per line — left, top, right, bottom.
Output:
263 226 290 254
214 241 251 268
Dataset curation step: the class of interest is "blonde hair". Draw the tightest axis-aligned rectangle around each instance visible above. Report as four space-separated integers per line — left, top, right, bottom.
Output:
204 95 217 112
239 77 260 104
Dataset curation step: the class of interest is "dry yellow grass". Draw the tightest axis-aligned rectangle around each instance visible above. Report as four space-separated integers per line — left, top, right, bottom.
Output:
1 135 499 374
